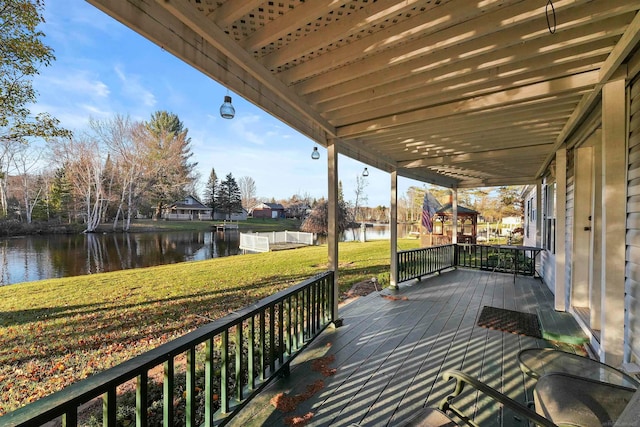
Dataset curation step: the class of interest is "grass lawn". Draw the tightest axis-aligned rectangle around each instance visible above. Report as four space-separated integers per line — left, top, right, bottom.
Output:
0 238 419 415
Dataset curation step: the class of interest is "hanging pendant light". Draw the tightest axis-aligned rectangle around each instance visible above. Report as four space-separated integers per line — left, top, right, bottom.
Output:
311 146 320 160
220 95 235 119
362 167 369 177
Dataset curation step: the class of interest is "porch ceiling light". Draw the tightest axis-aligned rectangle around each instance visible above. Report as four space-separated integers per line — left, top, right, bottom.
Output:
311 146 320 160
363 167 369 177
220 95 235 119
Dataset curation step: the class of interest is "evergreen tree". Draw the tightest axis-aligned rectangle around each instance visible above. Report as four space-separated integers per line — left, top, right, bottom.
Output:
49 166 72 222
142 111 197 219
215 173 242 219
204 168 218 219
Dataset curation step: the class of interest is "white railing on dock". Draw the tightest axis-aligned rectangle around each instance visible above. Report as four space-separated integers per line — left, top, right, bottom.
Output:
239 231 314 252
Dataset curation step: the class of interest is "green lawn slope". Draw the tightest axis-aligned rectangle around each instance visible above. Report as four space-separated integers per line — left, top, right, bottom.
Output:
0 238 418 415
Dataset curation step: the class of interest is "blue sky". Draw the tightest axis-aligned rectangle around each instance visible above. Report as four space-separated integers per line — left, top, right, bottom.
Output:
31 0 425 207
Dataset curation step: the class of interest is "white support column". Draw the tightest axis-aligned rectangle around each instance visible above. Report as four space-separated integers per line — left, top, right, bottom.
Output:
590 130 603 331
390 170 399 289
452 187 458 244
555 148 567 312
600 76 627 365
536 179 543 248
327 140 340 323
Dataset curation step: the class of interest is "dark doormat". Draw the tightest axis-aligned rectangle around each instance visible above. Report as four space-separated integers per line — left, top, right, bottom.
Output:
477 306 542 338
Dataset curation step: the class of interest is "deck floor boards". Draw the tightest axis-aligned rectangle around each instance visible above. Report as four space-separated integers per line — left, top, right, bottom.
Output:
231 269 557 427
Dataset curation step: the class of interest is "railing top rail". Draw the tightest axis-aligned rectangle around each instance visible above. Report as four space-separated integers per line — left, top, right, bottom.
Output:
4 270 334 426
399 244 455 254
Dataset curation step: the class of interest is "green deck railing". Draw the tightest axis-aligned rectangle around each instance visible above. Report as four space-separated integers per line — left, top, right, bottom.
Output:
4 271 335 427
397 244 456 282
397 244 539 282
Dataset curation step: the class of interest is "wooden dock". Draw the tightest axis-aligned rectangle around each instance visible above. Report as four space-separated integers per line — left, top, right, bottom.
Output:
231 269 561 427
214 222 239 232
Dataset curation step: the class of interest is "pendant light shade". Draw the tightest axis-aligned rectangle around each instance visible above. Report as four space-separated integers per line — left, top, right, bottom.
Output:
362 167 369 177
311 146 320 160
220 95 235 119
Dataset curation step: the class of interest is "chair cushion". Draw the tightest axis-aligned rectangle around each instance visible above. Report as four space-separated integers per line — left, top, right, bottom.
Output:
534 373 636 427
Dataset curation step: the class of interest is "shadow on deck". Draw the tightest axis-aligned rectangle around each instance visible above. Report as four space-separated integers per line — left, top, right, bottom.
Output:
231 269 561 427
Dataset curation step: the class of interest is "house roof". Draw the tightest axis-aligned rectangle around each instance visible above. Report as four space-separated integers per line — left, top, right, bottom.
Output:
88 0 640 188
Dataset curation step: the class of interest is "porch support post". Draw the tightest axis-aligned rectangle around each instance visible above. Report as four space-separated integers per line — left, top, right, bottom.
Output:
452 187 458 244
536 179 542 247
600 74 627 365
327 139 341 324
555 148 567 312
590 130 603 331
390 169 399 289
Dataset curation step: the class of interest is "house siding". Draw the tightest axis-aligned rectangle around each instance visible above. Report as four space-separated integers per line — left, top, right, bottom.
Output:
626 72 640 365
565 165 575 308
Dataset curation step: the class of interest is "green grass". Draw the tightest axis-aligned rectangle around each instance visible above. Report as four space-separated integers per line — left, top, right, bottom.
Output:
0 238 418 415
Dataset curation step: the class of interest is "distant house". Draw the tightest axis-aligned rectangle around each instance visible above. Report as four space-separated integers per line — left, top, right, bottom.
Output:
250 203 286 219
163 195 211 220
212 208 248 221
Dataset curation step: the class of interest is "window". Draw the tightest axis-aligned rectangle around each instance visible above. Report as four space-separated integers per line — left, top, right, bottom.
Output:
543 183 556 253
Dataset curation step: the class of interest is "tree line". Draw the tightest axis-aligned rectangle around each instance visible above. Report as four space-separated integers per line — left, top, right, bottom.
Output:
2 112 198 231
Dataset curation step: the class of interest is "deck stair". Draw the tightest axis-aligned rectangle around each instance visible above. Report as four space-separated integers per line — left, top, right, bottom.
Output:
536 308 589 345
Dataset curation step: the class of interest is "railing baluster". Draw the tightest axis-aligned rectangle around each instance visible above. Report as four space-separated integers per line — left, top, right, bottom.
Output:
269 305 276 375
221 329 229 414
103 388 116 427
248 316 255 391
259 310 266 381
62 409 77 426
278 302 284 366
136 371 148 427
163 358 174 427
235 322 243 401
186 347 196 427
205 338 214 427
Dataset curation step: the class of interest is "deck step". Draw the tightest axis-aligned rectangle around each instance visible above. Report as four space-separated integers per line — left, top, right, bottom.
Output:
536 308 589 345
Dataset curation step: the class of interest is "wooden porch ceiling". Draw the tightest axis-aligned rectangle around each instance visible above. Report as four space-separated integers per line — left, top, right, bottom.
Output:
87 0 640 188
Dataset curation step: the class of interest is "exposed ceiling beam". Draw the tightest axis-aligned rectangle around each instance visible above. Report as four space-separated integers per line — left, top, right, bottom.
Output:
328 60 603 126
399 145 555 168
318 43 609 114
337 71 598 138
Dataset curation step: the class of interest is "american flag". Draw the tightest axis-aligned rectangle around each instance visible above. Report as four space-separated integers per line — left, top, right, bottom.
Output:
421 192 440 233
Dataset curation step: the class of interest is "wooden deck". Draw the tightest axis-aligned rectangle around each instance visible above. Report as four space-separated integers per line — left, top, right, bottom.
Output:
231 268 560 427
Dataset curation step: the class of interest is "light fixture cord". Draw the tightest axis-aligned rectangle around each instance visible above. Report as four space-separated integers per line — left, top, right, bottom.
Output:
546 0 556 34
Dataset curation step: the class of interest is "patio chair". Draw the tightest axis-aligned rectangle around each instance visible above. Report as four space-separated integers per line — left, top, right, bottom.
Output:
439 369 637 427
517 348 640 389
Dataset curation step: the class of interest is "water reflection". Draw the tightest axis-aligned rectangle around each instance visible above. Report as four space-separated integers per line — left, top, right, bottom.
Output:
0 230 240 286
1 224 407 286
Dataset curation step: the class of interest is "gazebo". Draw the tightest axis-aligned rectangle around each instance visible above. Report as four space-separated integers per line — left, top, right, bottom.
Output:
424 203 479 246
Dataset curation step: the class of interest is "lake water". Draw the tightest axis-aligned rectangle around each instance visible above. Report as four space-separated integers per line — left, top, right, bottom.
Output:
0 225 399 286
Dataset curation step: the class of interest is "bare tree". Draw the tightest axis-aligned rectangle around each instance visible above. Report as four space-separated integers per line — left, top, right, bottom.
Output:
12 144 45 223
49 135 107 232
352 175 368 223
238 176 257 210
91 115 144 231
